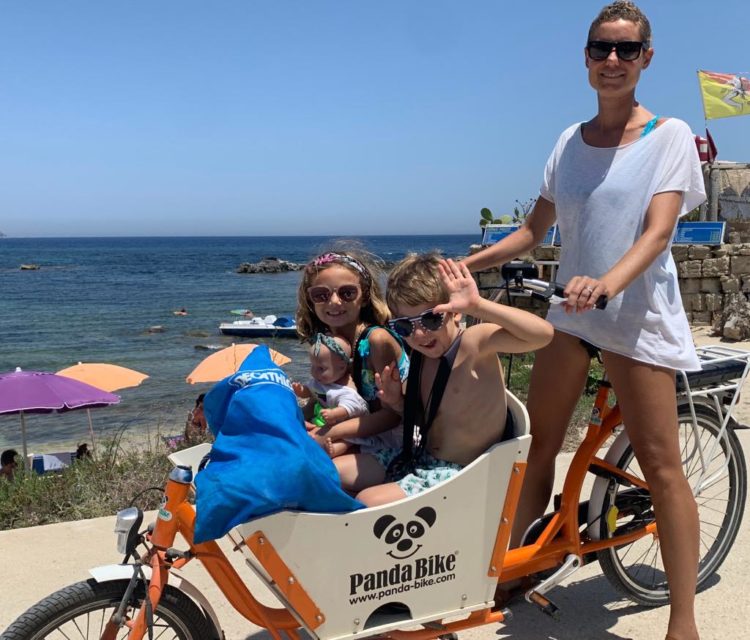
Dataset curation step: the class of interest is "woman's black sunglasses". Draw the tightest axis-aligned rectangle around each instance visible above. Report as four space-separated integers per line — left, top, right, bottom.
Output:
388 309 445 338
586 40 646 61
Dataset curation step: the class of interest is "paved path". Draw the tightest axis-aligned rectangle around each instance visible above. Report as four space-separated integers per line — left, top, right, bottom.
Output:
2 328 748 639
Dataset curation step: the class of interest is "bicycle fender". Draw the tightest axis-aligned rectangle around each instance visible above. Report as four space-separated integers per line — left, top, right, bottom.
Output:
586 430 630 541
89 564 223 637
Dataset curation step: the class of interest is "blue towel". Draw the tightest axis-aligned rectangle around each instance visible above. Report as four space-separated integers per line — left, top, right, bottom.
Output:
194 345 363 543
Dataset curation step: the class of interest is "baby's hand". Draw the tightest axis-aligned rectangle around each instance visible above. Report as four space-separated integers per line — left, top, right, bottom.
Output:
376 361 404 410
319 408 338 426
292 382 310 399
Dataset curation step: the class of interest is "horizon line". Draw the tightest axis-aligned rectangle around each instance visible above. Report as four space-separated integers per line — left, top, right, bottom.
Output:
0 232 481 240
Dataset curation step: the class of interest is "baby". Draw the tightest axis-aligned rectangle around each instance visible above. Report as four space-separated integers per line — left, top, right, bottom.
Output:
293 333 372 457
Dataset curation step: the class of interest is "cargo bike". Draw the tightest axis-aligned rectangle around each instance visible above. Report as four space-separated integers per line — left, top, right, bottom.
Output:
2 268 747 640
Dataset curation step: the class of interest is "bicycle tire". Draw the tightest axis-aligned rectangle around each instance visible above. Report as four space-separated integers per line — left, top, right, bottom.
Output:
596 404 747 606
0 578 217 640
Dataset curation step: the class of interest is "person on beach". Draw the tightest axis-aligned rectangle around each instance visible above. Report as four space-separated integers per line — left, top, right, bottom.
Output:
1 449 19 481
75 443 92 461
185 393 208 442
355 255 552 506
296 249 409 492
292 333 374 458
462 3 705 638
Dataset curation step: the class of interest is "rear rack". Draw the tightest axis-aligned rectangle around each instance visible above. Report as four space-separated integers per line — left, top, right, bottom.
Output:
678 345 750 395
677 345 750 494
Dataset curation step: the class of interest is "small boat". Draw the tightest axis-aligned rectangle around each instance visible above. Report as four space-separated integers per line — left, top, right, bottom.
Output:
219 314 298 338
19 264 40 270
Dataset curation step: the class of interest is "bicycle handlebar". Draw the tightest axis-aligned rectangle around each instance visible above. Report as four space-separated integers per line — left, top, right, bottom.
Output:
501 262 608 310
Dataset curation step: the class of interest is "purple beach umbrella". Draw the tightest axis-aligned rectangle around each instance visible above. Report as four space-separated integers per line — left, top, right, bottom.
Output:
0 368 120 466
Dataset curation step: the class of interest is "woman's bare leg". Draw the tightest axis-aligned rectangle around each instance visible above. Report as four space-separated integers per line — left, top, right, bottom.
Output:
510 330 591 545
603 350 699 640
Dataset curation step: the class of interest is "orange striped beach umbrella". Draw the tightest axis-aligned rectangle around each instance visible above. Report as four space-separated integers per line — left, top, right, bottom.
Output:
56 362 149 446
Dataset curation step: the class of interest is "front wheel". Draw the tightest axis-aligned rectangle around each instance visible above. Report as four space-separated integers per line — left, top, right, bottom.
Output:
0 578 217 640
595 404 747 606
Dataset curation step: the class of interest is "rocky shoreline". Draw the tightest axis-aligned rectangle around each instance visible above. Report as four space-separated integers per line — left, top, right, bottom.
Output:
236 255 432 274
236 257 303 274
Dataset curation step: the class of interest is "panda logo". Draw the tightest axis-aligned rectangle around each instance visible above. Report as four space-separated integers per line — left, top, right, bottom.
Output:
373 507 437 560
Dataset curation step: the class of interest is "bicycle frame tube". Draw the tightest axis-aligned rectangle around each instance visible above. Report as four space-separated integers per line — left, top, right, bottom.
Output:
499 381 655 582
122 473 299 640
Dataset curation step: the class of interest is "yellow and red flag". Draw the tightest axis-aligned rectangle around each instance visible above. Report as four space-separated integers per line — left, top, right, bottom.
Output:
698 70 750 120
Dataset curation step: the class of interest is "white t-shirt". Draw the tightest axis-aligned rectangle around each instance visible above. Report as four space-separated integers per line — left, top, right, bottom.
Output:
307 378 402 452
540 118 706 371
307 379 369 417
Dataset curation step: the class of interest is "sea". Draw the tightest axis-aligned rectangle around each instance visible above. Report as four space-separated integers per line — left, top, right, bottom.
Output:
0 235 478 452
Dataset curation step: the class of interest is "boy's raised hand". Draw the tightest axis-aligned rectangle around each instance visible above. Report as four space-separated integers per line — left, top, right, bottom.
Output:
433 259 480 314
375 361 404 413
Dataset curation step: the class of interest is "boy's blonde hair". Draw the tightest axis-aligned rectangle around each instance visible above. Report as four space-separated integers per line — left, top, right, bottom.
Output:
588 1 652 46
296 246 391 341
386 252 449 313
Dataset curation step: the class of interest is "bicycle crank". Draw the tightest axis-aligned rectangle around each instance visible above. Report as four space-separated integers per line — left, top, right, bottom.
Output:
524 554 582 620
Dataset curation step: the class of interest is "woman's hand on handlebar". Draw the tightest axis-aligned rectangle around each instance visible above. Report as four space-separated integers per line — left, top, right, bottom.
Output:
563 276 610 313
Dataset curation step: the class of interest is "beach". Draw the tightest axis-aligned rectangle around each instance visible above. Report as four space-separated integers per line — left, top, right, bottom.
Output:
0 235 476 453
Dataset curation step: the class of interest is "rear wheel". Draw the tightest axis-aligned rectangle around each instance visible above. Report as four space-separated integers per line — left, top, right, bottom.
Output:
596 405 747 606
0 578 217 640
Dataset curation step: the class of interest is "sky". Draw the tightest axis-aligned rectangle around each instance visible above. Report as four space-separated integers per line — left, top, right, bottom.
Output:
0 0 748 238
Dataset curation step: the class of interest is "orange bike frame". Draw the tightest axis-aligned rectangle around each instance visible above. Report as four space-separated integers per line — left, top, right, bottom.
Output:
500 380 654 582
121 380 653 640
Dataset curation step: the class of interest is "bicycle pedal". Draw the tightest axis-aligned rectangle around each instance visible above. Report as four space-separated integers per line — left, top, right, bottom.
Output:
526 590 560 620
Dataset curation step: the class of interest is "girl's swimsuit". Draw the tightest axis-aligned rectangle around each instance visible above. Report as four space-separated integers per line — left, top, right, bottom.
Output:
354 325 409 407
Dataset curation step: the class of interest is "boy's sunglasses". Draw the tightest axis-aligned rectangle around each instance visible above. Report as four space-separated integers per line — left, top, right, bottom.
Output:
388 309 445 338
586 40 646 61
307 284 361 304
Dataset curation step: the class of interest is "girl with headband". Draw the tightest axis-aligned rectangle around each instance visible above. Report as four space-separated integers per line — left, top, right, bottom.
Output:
297 249 409 493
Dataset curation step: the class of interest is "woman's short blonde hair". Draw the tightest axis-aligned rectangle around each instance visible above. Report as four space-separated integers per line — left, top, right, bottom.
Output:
588 1 652 46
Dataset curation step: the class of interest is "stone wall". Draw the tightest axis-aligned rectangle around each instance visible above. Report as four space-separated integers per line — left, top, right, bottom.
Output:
472 243 750 339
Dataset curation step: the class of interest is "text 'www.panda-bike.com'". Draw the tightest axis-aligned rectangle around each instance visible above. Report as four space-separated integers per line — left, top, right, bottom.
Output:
348 573 456 604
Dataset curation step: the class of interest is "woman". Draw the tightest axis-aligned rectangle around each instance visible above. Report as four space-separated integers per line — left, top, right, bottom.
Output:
296 249 409 493
463 3 705 639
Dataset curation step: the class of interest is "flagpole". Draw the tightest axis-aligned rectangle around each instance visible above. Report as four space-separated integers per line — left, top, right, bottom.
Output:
698 70 718 221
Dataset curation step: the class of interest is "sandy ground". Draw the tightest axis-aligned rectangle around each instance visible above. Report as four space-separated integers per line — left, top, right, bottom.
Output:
1 328 748 639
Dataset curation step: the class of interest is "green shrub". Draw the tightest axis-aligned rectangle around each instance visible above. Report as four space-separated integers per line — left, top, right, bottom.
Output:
0 434 198 531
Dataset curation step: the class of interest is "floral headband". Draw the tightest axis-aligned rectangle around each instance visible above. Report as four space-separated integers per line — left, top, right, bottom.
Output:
311 333 352 365
306 252 371 283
